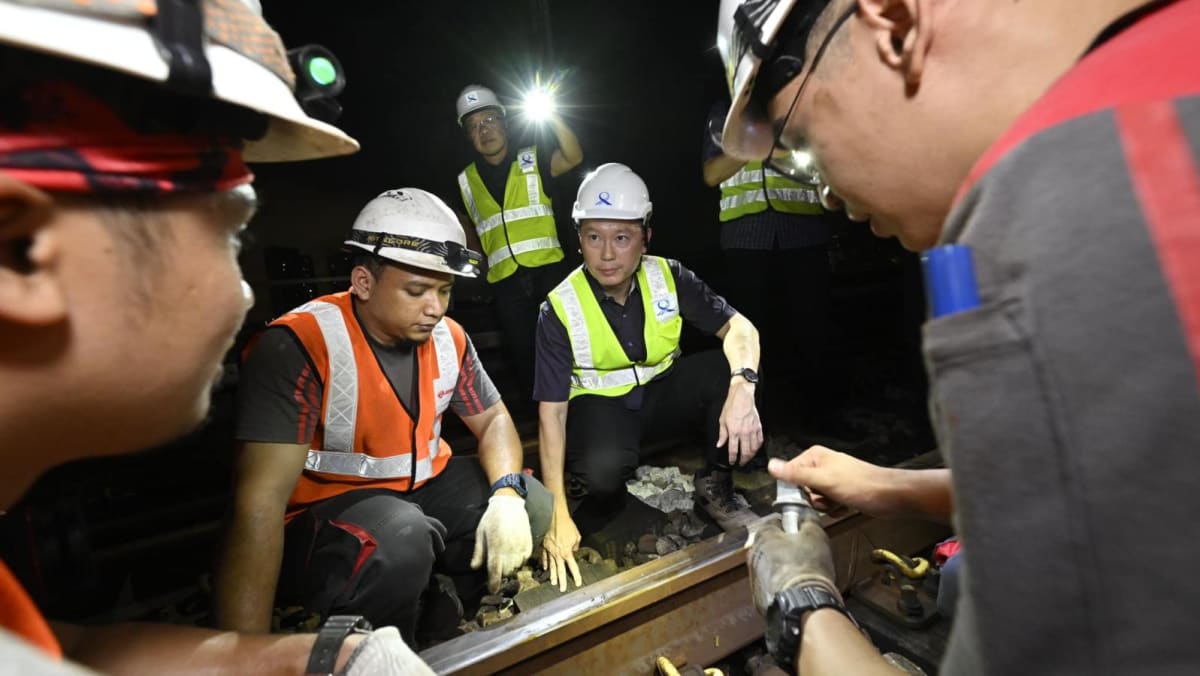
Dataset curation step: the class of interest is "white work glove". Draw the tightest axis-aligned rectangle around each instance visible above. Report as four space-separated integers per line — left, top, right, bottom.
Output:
470 494 533 592
337 626 436 676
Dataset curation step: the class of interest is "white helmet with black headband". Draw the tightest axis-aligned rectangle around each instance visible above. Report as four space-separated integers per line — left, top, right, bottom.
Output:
716 0 847 182
345 189 483 279
0 0 358 162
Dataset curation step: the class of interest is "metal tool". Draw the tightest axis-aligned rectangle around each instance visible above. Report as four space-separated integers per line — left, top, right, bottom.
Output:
773 480 814 533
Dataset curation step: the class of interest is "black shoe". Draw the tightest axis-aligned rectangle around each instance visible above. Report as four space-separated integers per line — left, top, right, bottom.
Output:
694 469 755 532
416 574 464 645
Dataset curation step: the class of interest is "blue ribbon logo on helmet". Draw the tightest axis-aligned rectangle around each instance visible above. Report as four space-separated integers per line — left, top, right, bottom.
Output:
596 191 613 206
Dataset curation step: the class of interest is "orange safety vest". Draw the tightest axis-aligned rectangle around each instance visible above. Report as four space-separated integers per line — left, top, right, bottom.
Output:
269 292 465 510
0 560 61 658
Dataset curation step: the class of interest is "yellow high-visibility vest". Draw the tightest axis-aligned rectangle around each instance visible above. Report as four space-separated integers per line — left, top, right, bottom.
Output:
547 256 682 399
458 145 563 282
719 160 823 222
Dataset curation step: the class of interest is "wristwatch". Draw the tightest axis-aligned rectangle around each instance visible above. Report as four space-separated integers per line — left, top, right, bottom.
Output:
489 472 528 498
766 585 859 672
731 367 759 384
304 615 373 676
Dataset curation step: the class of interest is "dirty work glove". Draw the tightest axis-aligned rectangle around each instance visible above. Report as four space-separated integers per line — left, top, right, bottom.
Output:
337 626 436 676
746 512 840 616
471 494 533 593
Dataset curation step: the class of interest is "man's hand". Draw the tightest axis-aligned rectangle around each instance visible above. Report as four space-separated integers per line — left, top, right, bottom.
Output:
337 626 435 676
541 509 583 592
768 446 891 516
718 379 763 465
471 495 533 592
746 512 839 616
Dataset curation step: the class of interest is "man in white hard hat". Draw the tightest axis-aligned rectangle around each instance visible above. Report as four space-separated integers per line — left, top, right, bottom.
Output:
533 163 764 591
216 188 552 647
0 0 436 673
454 83 584 408
716 0 1200 674
702 99 839 434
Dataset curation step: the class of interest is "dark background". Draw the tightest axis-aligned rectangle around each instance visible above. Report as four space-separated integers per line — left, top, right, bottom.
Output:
0 0 929 625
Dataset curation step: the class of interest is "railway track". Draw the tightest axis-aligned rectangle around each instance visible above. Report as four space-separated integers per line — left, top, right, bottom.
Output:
420 509 950 675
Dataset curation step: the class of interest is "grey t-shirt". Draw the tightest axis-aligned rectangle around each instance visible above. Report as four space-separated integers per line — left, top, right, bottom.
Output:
236 322 501 445
928 11 1200 673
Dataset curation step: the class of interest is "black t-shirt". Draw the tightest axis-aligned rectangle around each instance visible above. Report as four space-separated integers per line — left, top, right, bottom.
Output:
462 143 556 211
236 318 501 446
533 258 737 407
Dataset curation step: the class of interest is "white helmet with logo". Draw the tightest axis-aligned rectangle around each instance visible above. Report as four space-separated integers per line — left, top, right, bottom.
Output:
456 84 506 126
345 189 481 278
0 0 358 162
572 163 653 226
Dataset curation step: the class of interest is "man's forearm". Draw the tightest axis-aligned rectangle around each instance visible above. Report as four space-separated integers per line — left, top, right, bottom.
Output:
537 402 570 512
59 622 362 676
721 314 760 377
550 117 583 168
214 510 286 633
475 404 524 485
702 153 746 187
879 467 954 524
796 609 899 676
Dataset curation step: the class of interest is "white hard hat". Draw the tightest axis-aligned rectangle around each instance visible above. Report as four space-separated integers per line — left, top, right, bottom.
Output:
0 0 359 162
346 189 481 278
456 84 506 126
717 0 823 161
572 163 653 225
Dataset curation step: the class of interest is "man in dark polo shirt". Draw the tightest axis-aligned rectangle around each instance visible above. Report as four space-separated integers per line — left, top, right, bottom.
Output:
533 163 764 591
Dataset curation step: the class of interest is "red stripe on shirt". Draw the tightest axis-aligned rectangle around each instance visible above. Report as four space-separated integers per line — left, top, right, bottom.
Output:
458 351 483 414
292 363 315 445
1116 100 1200 390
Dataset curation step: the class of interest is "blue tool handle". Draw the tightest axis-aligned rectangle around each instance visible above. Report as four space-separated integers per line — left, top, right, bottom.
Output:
922 244 981 318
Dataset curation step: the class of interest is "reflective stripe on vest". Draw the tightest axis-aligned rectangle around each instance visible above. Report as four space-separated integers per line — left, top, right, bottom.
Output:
548 256 683 399
718 161 823 221
458 145 563 283
292 306 459 481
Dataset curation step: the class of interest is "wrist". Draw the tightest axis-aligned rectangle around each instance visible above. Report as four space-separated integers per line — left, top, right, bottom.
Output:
493 487 521 499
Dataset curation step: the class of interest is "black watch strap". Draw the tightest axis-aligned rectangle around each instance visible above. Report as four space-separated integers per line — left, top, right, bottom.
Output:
767 585 857 672
304 615 373 676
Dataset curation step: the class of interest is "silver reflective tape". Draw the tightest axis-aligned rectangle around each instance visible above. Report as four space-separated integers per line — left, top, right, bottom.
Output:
458 172 485 227
487 236 561 268
766 187 820 204
553 278 594 370
293 301 357 453
642 259 678 324
430 321 458 413
719 166 764 189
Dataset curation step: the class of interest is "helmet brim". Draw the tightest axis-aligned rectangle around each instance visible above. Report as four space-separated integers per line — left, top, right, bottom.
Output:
0 2 360 162
719 0 799 161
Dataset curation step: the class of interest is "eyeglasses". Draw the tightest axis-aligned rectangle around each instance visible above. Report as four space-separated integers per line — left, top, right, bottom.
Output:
466 114 504 135
764 5 856 183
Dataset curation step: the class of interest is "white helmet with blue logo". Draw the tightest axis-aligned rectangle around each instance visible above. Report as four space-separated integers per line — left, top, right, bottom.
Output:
572 163 653 226
455 84 506 126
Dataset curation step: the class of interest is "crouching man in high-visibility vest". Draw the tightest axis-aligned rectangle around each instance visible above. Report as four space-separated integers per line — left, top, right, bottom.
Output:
216 189 552 647
533 163 764 591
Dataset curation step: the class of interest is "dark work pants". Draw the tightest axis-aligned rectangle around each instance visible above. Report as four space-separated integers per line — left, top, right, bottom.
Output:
721 245 831 422
564 350 730 512
491 261 569 407
277 457 551 645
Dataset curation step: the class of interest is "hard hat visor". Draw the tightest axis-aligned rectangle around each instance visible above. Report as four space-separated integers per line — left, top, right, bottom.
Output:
346 230 483 278
0 0 359 162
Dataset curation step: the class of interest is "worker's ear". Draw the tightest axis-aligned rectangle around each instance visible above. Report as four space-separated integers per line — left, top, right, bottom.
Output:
0 176 66 326
643 226 652 250
349 264 374 301
858 0 933 89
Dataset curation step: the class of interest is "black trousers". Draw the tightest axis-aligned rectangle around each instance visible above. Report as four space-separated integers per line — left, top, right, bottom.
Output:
491 261 569 407
564 350 731 510
277 457 551 645
721 245 831 420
